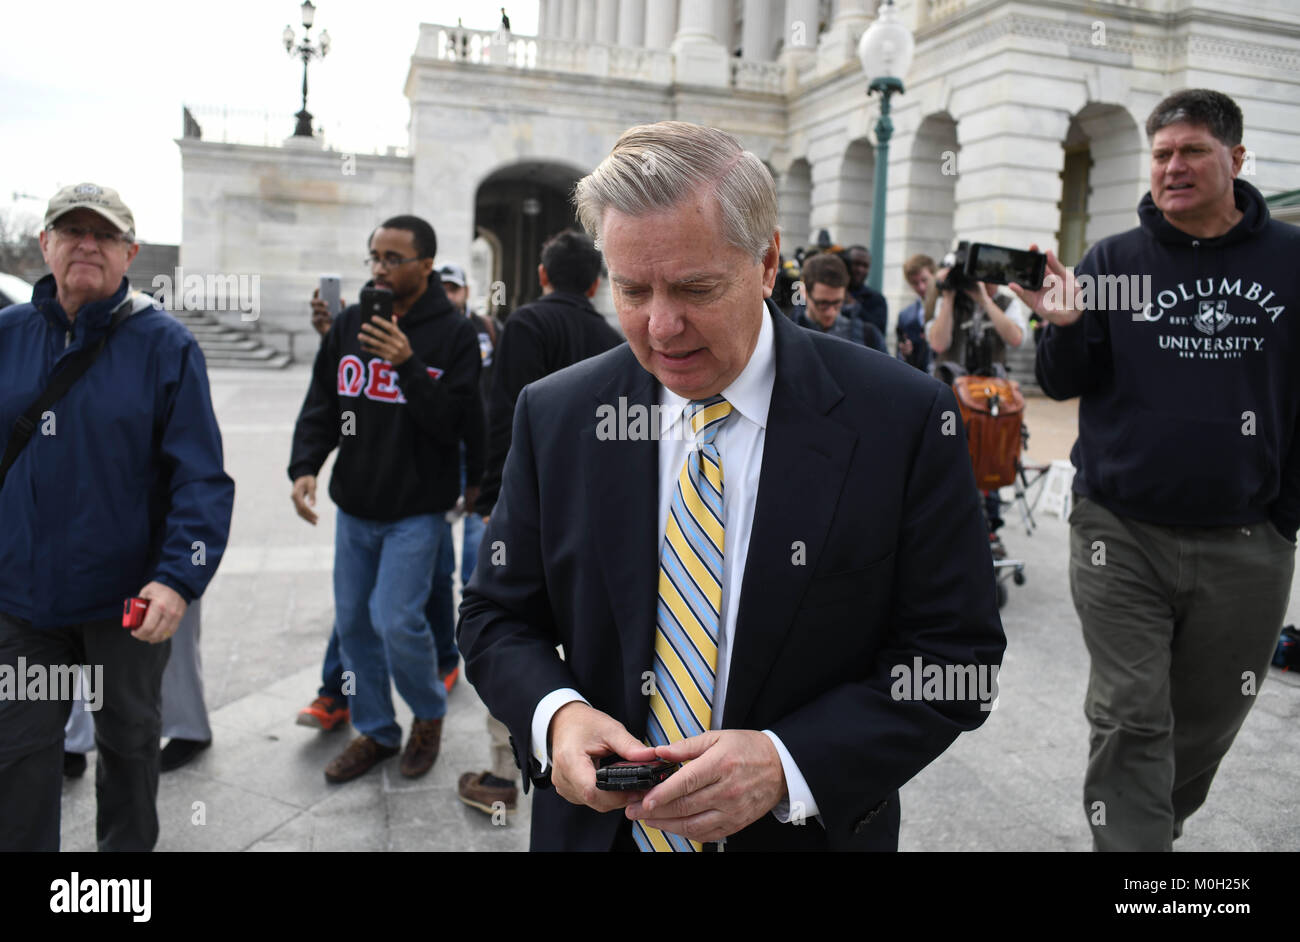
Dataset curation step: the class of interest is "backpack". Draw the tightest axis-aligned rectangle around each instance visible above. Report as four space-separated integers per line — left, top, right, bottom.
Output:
953 375 1025 490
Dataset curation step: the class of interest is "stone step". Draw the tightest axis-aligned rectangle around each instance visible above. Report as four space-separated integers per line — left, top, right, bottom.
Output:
204 349 291 370
201 338 261 352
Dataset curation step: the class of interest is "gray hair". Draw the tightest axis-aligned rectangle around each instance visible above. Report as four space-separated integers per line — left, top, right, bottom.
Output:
1146 89 1243 148
573 121 778 262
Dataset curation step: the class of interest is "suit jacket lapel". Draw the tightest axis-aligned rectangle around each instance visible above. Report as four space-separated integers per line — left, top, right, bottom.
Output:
722 310 857 728
582 351 660 732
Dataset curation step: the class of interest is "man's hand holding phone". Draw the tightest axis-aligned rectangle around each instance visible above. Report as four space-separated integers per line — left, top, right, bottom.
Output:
310 289 346 337
548 701 658 813
625 730 788 843
130 582 187 644
1008 244 1082 328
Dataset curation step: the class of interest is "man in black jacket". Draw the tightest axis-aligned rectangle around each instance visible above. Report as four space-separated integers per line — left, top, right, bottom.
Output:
1013 89 1300 851
475 230 622 517
289 215 481 784
457 229 622 816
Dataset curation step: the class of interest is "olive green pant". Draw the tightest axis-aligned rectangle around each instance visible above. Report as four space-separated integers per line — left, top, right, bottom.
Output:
1068 496 1294 851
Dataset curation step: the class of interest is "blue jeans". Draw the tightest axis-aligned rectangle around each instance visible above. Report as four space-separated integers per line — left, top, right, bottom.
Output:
324 519 460 698
424 518 459 672
333 510 446 748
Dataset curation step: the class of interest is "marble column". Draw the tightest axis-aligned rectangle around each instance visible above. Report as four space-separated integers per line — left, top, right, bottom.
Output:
618 0 645 46
951 100 1073 249
577 0 597 40
821 0 871 62
783 0 819 52
741 0 780 59
712 0 734 53
672 0 729 85
596 0 619 43
560 0 578 39
644 0 677 48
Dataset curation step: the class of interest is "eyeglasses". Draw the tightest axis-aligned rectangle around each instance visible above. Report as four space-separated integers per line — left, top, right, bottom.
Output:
364 254 424 270
809 297 845 312
49 224 131 246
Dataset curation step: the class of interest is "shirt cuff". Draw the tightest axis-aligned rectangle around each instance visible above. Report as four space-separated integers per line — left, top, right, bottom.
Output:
762 730 821 825
531 688 589 773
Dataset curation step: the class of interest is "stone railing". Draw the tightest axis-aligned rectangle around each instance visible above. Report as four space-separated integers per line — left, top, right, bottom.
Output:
417 23 781 92
181 104 408 155
731 58 787 94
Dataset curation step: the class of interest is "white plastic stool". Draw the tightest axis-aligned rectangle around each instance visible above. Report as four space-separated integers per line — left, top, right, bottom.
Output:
1039 459 1076 519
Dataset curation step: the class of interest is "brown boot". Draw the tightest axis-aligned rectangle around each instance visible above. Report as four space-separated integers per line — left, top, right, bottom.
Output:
324 735 399 784
400 717 443 778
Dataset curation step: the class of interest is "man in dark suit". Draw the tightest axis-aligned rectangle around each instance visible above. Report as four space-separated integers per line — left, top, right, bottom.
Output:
459 122 1005 852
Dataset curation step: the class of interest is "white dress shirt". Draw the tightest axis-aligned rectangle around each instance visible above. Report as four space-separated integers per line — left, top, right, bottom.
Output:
531 307 820 825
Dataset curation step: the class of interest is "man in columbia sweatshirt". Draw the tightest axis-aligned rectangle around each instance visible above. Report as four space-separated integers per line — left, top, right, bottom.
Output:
288 215 482 784
1011 89 1300 851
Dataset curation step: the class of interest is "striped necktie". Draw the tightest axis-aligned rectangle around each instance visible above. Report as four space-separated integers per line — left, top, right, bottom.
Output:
633 394 732 853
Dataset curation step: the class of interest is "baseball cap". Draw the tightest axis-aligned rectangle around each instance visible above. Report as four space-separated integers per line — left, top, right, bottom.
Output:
437 262 467 287
44 183 135 237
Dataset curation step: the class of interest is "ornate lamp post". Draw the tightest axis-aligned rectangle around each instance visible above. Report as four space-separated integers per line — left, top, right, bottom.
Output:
857 0 914 293
283 1 331 138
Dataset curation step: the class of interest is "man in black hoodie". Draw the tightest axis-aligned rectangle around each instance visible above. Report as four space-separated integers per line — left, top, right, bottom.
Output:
289 215 481 784
1012 90 1300 851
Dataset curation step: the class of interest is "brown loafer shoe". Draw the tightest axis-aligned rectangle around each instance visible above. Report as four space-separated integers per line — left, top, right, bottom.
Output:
324 735 399 784
457 770 518 815
399 717 443 778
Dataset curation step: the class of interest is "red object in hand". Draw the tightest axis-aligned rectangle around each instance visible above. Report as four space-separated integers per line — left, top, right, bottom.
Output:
123 597 150 629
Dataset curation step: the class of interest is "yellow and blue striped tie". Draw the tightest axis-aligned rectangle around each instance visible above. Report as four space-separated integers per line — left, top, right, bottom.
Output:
633 395 732 853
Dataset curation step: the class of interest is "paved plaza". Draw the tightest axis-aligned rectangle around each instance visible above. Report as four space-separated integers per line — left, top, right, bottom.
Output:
58 366 1300 851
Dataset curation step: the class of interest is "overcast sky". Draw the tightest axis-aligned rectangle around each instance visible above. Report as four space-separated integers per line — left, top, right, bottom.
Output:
0 0 538 245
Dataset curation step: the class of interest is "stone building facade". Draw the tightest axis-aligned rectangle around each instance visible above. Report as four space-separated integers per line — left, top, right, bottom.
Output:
179 0 1300 356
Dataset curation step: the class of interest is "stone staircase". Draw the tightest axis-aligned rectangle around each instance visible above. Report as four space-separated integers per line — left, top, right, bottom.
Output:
170 309 290 369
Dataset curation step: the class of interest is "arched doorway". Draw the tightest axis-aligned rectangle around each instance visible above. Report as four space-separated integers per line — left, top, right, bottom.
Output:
474 161 587 315
1058 103 1145 265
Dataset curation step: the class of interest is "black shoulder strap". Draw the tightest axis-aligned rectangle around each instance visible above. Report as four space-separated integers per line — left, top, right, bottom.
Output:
0 296 134 491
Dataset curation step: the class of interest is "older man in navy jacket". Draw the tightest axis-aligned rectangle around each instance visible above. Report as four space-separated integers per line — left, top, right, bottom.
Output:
0 183 233 851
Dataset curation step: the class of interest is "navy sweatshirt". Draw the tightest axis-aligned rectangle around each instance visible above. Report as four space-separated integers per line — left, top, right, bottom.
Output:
1036 179 1300 538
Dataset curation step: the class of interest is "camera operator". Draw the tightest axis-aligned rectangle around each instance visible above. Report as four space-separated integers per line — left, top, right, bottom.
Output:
927 257 1028 560
928 264 1026 384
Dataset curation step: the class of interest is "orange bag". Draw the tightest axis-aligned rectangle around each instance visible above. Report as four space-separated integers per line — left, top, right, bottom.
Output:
953 376 1024 490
